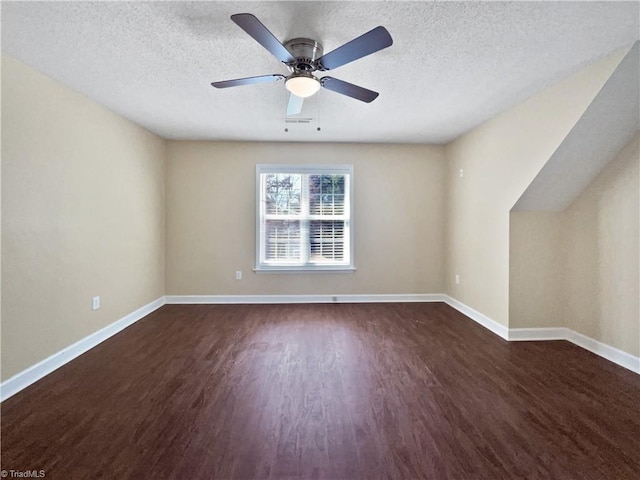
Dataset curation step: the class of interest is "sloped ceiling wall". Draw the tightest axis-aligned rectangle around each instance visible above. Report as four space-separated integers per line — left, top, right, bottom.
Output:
513 42 639 211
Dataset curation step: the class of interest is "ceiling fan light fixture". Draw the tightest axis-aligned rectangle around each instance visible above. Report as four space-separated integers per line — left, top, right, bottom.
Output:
285 74 321 98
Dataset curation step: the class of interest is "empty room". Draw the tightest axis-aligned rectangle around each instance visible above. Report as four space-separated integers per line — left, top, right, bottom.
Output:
1 1 639 479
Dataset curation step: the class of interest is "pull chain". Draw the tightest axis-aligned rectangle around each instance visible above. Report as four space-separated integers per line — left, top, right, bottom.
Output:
316 90 321 132
284 109 288 133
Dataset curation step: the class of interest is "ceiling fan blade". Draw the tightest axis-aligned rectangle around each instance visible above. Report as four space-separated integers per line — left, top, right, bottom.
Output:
231 13 295 64
316 26 393 70
286 94 304 115
320 77 379 103
211 74 285 89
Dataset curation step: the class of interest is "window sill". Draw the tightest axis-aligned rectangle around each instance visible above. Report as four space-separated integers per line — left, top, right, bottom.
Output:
253 267 356 274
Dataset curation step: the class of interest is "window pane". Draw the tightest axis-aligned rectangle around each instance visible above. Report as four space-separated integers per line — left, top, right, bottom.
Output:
309 220 345 262
257 165 352 270
309 175 346 215
265 220 301 262
264 174 301 215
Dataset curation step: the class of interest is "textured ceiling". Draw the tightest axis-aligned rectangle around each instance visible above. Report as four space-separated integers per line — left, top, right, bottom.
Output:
2 1 639 144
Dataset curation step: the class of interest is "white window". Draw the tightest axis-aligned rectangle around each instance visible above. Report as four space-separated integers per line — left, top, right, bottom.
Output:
256 164 354 271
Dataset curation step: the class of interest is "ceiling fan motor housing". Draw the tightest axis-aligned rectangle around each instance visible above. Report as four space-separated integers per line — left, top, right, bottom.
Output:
284 38 323 73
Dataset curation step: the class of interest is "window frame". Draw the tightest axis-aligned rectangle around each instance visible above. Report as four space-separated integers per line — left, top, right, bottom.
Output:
255 164 355 273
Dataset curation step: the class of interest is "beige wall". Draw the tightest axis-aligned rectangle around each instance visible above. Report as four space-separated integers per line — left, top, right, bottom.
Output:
1 55 166 380
563 134 639 356
166 141 445 295
509 212 564 329
444 48 627 327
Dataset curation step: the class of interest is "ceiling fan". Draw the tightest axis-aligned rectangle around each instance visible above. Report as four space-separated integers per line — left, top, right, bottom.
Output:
211 13 393 115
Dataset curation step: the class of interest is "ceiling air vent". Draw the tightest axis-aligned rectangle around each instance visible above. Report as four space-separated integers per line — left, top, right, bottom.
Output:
284 118 314 124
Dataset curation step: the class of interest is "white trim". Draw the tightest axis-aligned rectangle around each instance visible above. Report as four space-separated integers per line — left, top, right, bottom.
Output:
445 296 639 375
253 267 357 274
566 329 640 374
509 327 639 374
508 327 570 341
165 294 445 304
0 296 166 402
443 295 509 340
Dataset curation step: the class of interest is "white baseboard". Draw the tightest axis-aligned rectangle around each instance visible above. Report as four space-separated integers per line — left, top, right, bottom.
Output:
164 293 446 304
443 295 509 340
508 327 570 341
446 296 640 375
509 326 640 374
566 329 640 374
0 296 166 402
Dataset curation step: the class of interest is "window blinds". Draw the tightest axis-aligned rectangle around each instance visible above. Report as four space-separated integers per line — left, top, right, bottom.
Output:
257 165 353 271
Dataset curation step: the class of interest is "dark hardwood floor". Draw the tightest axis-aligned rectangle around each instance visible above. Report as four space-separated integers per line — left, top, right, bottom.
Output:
1 303 639 479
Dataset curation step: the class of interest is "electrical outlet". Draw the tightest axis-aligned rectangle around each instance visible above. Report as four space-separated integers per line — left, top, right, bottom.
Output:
455 275 460 285
235 270 242 280
459 169 464 178
92 296 100 310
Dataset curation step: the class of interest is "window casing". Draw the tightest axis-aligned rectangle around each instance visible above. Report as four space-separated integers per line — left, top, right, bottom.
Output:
256 164 354 271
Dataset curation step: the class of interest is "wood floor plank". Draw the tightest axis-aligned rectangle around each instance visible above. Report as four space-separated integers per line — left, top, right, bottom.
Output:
2 302 639 479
